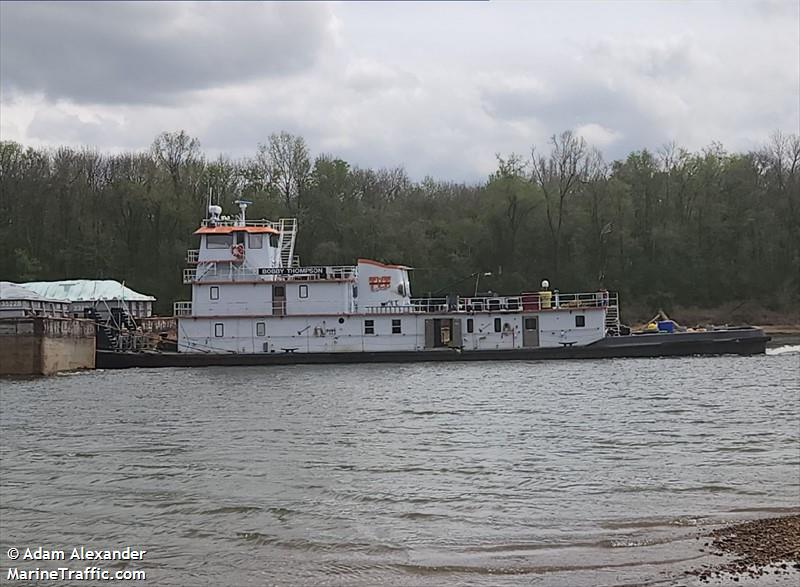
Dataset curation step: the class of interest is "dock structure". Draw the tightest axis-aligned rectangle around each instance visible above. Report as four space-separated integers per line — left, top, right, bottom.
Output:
1 282 95 375
1 316 96 376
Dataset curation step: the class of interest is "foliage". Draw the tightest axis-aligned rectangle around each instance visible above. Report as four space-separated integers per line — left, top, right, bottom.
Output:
0 130 797 317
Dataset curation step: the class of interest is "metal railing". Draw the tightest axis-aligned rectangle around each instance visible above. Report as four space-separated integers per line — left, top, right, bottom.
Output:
364 291 618 315
184 263 357 283
533 291 618 310
138 317 176 333
267 265 358 281
187 249 199 263
173 302 192 316
456 296 522 312
200 218 279 229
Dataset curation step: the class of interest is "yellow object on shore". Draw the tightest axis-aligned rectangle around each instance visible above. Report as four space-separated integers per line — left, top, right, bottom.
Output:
539 290 552 309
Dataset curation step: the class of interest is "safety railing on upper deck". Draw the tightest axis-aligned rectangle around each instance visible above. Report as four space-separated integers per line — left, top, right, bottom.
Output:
535 291 618 310
184 263 357 283
186 249 199 263
364 291 618 315
173 301 192 316
200 218 279 229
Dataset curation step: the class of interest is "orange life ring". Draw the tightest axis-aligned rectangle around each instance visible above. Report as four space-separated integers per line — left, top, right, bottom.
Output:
231 244 245 258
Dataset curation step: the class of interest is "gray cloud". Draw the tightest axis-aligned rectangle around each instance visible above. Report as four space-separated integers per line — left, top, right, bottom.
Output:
480 77 668 159
1 1 797 180
0 1 334 105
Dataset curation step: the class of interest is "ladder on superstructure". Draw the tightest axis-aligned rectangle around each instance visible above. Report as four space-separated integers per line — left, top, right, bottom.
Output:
277 218 298 268
604 303 621 336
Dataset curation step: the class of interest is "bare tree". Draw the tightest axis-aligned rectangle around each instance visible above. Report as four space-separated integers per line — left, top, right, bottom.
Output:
151 130 201 192
490 153 534 265
530 131 590 282
256 132 311 211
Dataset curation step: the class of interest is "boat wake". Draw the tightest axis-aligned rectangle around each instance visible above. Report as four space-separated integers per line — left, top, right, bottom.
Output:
766 345 800 356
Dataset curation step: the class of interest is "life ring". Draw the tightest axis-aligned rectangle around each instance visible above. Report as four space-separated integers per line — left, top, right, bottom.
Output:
231 244 245 259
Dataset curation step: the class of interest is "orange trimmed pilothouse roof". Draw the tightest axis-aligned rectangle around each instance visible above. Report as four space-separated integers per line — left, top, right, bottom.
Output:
358 258 413 270
194 226 279 235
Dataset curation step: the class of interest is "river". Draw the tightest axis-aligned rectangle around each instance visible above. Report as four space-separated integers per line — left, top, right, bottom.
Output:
1 350 798 586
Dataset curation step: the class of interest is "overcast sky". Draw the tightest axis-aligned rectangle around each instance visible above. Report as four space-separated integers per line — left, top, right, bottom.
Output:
1 0 798 180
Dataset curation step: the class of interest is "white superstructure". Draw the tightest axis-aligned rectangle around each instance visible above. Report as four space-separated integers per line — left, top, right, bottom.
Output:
176 203 619 354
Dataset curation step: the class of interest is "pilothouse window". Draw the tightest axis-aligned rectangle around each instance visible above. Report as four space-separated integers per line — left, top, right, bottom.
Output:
248 234 263 249
207 234 233 249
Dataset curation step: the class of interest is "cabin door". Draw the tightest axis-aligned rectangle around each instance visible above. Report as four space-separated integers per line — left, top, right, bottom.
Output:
273 284 286 316
424 319 435 348
522 315 539 347
451 319 462 348
424 318 460 349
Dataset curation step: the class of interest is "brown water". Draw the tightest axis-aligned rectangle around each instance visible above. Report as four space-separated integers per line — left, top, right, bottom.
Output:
1 352 799 586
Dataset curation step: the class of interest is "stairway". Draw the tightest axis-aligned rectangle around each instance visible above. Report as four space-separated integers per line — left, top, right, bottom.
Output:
277 218 298 268
605 304 621 336
101 322 120 349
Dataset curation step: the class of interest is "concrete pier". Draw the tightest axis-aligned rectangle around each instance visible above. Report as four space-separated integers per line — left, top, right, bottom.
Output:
0 317 95 376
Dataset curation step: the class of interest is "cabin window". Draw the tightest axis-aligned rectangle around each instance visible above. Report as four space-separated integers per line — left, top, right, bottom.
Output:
210 286 219 300
524 317 537 330
467 318 474 333
392 319 402 334
299 284 309 299
207 234 232 249
575 315 586 328
248 234 263 249
269 234 279 247
214 323 224 337
364 319 375 335
256 322 266 337
494 318 502 332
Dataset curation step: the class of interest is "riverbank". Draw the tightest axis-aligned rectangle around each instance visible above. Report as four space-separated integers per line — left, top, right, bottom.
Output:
688 515 800 584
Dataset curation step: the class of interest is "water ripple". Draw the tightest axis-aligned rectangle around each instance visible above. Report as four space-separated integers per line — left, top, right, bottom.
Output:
1 353 798 586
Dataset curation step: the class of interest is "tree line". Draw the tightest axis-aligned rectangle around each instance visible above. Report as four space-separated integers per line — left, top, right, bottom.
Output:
1 130 797 321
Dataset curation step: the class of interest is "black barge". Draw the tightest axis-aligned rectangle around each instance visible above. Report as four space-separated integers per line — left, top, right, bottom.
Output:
97 326 769 369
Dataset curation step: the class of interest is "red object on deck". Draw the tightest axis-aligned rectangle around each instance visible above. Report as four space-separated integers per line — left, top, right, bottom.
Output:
521 292 540 312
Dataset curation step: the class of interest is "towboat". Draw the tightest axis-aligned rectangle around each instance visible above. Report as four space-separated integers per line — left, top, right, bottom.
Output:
96 202 769 369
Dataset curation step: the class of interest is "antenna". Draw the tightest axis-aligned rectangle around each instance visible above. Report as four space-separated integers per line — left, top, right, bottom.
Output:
233 199 253 227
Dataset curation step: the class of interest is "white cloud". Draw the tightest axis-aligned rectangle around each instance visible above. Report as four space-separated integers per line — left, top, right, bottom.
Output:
575 124 621 148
